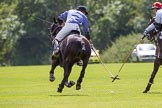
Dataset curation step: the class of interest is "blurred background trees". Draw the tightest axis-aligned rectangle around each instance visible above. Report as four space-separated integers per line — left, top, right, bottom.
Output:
0 0 159 65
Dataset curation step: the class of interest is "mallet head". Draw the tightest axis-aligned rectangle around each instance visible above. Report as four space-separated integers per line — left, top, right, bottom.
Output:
111 75 120 82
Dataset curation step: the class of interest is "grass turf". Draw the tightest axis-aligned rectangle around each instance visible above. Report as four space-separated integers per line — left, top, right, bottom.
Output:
0 63 162 108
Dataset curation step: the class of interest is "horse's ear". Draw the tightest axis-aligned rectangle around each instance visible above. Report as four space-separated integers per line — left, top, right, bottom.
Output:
53 17 57 24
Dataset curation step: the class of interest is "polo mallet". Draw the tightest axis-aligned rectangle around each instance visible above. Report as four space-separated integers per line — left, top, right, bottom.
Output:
36 17 52 24
91 45 119 80
112 36 145 82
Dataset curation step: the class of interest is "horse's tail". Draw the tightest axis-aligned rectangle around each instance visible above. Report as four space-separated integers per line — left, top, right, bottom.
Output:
74 36 86 57
67 35 87 51
77 36 91 59
81 39 86 52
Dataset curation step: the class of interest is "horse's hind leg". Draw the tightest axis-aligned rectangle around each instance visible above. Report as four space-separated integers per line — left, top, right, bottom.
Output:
143 59 160 93
57 63 73 93
49 58 59 82
64 64 75 88
76 59 88 90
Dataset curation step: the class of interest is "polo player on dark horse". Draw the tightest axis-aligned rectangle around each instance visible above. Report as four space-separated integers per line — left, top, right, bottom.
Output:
49 6 92 93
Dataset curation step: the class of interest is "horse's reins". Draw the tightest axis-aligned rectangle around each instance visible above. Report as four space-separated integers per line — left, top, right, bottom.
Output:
36 17 52 24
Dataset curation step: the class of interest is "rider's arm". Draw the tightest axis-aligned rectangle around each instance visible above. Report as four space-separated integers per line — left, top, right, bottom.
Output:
82 16 89 33
153 10 162 31
82 15 91 40
144 10 162 35
58 11 68 21
144 23 155 34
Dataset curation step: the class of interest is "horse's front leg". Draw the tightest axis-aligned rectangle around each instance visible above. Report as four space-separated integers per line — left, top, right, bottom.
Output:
49 58 59 82
143 58 160 93
57 63 72 93
76 60 88 90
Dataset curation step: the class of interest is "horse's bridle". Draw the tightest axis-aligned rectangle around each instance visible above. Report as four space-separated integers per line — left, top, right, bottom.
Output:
50 23 63 39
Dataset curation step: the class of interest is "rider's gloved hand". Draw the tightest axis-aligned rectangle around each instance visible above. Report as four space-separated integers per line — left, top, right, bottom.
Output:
84 32 90 40
142 30 148 40
144 30 148 37
88 39 93 48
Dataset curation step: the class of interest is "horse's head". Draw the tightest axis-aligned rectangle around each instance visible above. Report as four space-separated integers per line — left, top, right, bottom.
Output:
50 18 63 39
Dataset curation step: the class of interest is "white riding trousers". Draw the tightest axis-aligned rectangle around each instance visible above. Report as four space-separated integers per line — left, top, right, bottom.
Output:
55 23 80 41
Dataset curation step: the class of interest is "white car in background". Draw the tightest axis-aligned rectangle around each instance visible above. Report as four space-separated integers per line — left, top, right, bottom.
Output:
131 44 156 62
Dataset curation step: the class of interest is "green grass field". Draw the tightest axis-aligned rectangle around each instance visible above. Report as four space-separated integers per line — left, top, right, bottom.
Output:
0 63 162 108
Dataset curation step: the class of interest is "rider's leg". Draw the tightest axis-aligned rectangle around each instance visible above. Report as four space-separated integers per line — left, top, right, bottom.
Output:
53 23 80 55
52 39 60 55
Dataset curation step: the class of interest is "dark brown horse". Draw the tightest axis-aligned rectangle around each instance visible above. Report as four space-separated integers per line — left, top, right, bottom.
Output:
143 17 162 93
49 18 91 93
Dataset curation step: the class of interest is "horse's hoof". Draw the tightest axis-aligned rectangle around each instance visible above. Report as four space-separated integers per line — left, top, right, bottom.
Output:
76 85 81 90
65 81 75 88
49 76 55 82
69 81 75 87
57 88 63 93
143 90 148 93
